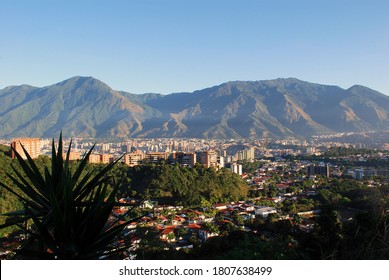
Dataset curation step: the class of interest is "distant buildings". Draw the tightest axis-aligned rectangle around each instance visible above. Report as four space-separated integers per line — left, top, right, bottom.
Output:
88 154 101 164
11 138 42 159
307 164 330 178
62 151 81 161
86 153 114 164
230 163 243 175
353 169 365 180
234 146 255 161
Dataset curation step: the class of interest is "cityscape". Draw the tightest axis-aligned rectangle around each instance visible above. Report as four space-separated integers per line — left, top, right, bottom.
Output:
1 131 388 259
1 2 389 278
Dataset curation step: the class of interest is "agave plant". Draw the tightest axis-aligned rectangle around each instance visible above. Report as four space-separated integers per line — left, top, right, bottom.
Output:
0 133 141 259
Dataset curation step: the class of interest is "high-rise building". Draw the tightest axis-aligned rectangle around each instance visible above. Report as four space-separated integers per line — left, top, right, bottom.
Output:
353 169 365 180
124 150 144 166
11 138 41 159
88 154 101 164
172 152 196 167
307 164 330 178
146 152 168 163
62 151 81 161
217 156 224 168
230 163 243 175
200 150 218 168
243 147 255 161
121 144 132 153
100 154 115 164
101 143 110 152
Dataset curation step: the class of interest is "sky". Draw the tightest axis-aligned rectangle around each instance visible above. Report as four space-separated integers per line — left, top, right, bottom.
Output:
0 0 388 95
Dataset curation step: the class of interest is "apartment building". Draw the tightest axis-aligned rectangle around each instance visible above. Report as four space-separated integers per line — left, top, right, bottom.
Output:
171 152 196 167
200 150 218 168
124 150 144 166
145 152 168 164
11 138 41 159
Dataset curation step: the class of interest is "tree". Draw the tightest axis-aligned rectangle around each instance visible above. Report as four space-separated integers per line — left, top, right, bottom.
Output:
313 207 343 258
0 134 142 259
174 227 189 240
232 213 245 227
202 221 220 234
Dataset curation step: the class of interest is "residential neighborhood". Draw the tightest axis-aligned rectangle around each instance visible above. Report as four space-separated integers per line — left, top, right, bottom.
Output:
1 133 388 260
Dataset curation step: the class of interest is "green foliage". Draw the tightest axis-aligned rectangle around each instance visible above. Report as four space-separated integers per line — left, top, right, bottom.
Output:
0 146 24 236
240 160 264 174
201 221 220 234
0 134 141 259
192 231 300 259
121 164 248 207
134 225 169 259
324 147 378 158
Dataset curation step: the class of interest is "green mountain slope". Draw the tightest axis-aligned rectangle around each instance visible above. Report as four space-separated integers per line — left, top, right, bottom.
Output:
0 77 159 138
1 76 388 139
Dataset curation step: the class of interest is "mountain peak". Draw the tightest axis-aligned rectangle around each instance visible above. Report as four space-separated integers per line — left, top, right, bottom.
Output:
51 76 112 91
56 75 99 84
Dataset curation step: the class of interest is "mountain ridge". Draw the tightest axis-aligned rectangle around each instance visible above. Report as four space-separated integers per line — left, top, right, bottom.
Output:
1 76 388 139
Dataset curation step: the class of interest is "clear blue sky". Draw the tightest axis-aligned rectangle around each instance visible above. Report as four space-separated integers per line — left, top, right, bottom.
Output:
1 0 388 94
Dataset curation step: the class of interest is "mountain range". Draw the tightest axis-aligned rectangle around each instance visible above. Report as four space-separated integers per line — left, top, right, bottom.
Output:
0 76 388 139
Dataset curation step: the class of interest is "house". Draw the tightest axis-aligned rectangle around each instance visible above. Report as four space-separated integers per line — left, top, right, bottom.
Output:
266 196 283 203
112 208 127 217
154 204 176 211
199 229 219 242
187 224 202 230
213 203 228 210
160 228 176 242
276 183 290 190
172 216 186 226
140 200 155 209
239 204 255 212
255 206 277 217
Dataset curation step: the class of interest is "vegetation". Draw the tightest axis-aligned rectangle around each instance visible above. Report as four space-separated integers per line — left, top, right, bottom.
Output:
1 141 388 260
0 135 141 259
2 77 389 139
112 163 248 207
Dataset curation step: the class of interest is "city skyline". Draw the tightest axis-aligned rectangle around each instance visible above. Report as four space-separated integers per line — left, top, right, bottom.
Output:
1 0 388 95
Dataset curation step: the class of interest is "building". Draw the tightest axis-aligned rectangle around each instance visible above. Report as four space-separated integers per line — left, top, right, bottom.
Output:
124 150 144 166
11 138 41 159
307 164 330 178
243 146 255 161
172 152 196 167
62 151 81 161
100 154 115 164
146 152 168 163
217 156 224 168
88 154 102 164
230 163 243 175
255 206 277 217
200 150 218 168
353 169 365 180
101 143 110 152
235 146 255 161
121 143 132 153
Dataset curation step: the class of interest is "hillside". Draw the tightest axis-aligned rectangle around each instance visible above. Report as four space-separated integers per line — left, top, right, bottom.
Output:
1 77 388 139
